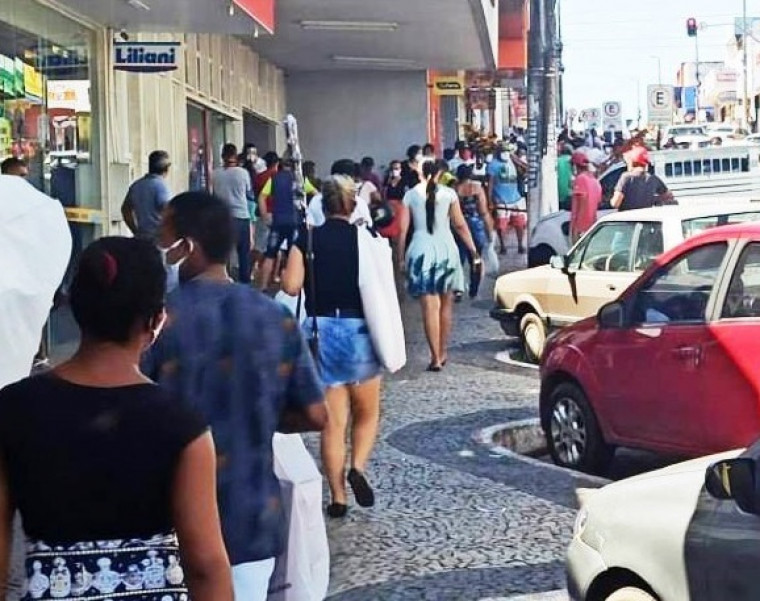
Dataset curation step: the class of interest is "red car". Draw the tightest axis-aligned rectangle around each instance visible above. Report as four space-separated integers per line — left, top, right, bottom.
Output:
540 222 760 474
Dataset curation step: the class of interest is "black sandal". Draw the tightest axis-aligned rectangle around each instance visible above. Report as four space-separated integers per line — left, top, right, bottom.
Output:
426 363 442 372
326 503 348 518
347 468 375 508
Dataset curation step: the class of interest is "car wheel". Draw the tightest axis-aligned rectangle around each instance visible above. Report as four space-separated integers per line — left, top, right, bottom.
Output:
528 243 555 268
520 312 546 363
546 382 613 474
604 586 657 601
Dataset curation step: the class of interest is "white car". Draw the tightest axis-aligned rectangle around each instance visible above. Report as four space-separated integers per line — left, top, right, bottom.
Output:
493 201 760 361
663 125 711 149
567 446 760 600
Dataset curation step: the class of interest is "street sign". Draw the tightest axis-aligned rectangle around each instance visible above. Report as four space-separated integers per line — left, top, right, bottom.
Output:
602 101 623 132
647 85 674 127
579 107 601 130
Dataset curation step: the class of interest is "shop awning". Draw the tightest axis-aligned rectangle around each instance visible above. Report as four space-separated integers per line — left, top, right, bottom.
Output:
250 0 498 71
55 0 275 36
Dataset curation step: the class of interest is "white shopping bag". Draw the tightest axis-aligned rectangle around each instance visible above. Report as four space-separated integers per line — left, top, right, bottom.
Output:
0 176 71 388
483 234 500 277
274 290 307 324
268 434 329 601
357 226 406 373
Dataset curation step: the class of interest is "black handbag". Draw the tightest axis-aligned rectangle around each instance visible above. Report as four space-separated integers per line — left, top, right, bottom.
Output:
296 227 320 367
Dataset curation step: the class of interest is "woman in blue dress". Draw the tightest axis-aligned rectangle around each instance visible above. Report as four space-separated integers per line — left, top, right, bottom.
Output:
399 160 480 372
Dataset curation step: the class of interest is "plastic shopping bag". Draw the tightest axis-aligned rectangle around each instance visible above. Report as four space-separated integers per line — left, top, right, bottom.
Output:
269 434 329 601
483 234 500 277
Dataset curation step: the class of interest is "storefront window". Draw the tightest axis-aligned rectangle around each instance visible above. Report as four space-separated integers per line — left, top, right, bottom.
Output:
0 1 100 209
0 1 100 360
187 102 234 190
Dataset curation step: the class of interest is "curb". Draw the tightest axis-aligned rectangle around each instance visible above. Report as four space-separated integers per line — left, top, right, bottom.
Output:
473 418 610 488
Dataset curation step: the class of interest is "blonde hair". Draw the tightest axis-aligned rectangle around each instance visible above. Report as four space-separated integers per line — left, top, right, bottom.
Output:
322 175 356 217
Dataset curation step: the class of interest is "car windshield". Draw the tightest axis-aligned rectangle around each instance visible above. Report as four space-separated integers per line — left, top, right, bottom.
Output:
669 127 706 136
682 211 760 238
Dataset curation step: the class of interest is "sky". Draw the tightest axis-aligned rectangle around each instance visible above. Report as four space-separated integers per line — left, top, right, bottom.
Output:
560 0 752 123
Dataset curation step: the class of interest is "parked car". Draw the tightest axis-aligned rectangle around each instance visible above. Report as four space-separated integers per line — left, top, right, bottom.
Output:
663 124 711 149
540 222 760 475
493 202 760 362
566 444 760 600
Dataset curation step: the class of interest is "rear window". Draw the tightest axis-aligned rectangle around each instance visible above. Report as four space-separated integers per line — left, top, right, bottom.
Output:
682 212 760 238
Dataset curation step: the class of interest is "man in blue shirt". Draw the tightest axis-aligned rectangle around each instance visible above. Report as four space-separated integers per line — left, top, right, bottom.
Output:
121 150 172 240
143 191 327 601
487 145 527 254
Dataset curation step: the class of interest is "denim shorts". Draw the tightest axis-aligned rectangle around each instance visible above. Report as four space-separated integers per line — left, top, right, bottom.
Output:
304 317 382 388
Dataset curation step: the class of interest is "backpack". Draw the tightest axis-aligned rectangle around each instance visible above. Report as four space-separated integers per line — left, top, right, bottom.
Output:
271 171 297 227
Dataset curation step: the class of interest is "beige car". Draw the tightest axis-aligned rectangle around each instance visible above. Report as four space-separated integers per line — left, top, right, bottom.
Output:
491 202 760 361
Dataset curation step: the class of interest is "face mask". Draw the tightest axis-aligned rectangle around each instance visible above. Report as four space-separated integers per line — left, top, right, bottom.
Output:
485 154 494 163
391 168 401 178
158 238 194 288
415 154 423 163
500 152 510 162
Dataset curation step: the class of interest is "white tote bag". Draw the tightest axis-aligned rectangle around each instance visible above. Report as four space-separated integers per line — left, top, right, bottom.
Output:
269 434 329 601
356 226 407 373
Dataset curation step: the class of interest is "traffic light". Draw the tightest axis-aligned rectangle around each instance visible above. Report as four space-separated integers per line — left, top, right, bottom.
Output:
687 18 698 37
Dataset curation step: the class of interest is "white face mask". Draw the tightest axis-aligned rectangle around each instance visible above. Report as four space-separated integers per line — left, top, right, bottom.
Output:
415 154 423 163
485 154 494 163
158 238 194 291
391 168 401 178
500 151 511 162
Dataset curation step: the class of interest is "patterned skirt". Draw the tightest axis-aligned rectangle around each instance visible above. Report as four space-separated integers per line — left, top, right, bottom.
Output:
22 533 188 601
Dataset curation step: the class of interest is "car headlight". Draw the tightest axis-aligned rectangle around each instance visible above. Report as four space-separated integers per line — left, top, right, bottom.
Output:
573 507 588 538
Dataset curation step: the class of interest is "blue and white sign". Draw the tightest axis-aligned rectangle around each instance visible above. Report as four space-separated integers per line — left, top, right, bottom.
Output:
113 42 180 73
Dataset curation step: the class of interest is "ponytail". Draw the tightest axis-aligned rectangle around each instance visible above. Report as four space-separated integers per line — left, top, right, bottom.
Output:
422 160 442 235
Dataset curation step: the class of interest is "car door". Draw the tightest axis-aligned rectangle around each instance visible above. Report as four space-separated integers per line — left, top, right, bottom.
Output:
591 242 730 453
684 444 760 601
542 221 638 326
702 241 760 453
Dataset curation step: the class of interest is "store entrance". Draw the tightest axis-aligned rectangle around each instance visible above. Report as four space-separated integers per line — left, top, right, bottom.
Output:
243 111 276 154
187 102 236 191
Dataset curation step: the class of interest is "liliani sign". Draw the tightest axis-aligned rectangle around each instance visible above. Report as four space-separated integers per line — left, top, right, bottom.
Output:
113 42 181 73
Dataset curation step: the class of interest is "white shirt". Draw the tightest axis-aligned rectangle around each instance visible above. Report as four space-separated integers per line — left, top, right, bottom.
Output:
306 193 373 228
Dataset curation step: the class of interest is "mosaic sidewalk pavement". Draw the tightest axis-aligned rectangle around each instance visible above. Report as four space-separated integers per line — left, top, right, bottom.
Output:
310 248 594 600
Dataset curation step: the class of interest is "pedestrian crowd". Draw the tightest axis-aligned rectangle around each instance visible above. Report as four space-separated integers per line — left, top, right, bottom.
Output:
555 127 674 244
0 128 557 601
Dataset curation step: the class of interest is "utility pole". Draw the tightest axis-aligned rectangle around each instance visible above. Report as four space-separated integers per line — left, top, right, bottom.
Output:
541 0 559 218
743 0 750 128
526 0 546 239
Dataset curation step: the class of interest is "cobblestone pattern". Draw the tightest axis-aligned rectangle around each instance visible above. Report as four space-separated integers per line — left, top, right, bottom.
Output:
309 250 588 599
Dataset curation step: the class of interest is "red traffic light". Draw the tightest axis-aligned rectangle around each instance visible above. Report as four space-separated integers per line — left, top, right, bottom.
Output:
687 18 698 37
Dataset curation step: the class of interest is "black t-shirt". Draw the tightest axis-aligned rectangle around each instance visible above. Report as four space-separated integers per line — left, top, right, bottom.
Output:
615 169 668 211
0 374 207 544
296 219 364 317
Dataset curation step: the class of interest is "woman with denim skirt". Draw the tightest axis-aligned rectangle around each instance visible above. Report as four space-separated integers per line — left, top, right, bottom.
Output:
282 175 383 518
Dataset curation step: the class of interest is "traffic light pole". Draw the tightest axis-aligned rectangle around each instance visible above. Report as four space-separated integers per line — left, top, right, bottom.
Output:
694 33 700 123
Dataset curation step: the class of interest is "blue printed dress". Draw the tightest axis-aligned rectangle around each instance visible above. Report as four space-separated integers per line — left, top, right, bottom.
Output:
404 184 465 297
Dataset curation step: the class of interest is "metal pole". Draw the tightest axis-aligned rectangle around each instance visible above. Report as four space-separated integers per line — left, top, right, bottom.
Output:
526 0 546 239
694 34 701 123
743 0 750 128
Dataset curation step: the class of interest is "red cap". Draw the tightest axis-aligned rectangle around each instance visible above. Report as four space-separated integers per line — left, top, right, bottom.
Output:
624 146 650 166
571 151 589 167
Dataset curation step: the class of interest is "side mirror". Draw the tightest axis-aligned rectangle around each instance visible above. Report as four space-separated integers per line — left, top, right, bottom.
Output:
550 255 569 272
705 458 758 514
598 301 625 329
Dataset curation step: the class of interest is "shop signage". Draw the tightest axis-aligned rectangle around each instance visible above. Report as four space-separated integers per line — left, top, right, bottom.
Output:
432 75 465 96
64 207 103 224
23 64 42 101
233 0 275 34
113 42 181 73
